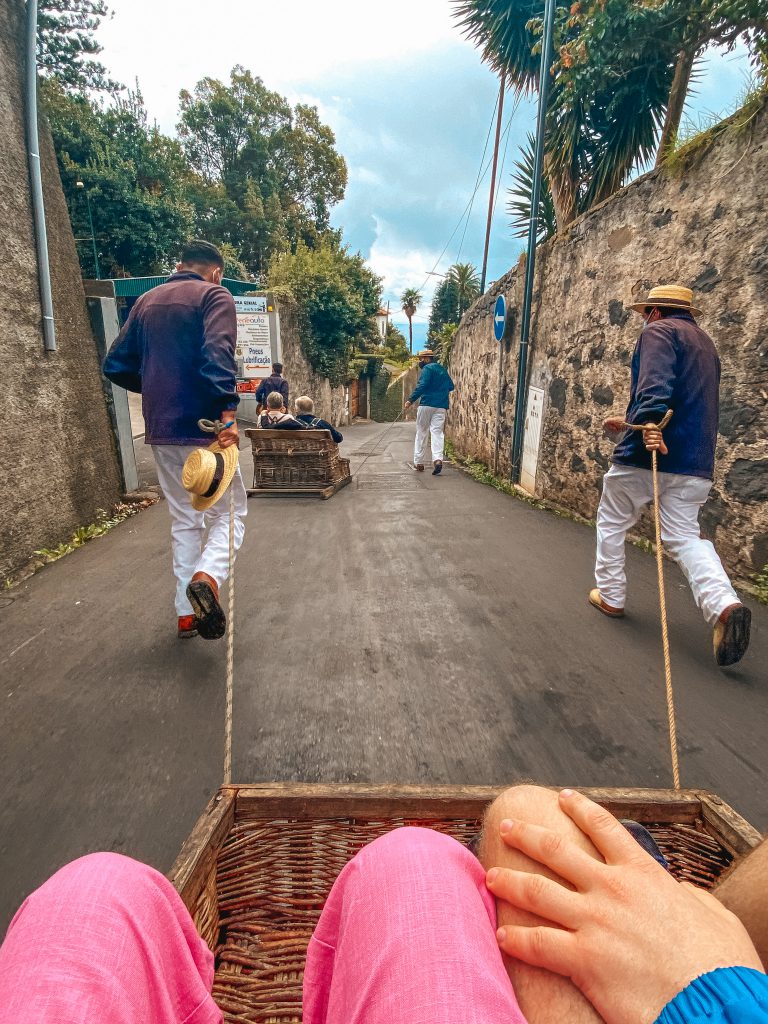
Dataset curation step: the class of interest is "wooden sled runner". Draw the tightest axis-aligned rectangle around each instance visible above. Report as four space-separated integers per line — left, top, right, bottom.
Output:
169 782 761 1023
245 428 351 499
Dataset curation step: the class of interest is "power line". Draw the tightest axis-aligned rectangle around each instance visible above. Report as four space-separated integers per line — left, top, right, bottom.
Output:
455 90 499 265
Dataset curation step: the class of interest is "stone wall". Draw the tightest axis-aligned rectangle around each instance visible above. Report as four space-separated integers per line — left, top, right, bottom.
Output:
447 100 768 580
0 0 123 581
275 300 348 426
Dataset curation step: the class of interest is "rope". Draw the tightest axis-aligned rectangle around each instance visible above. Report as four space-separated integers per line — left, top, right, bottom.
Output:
224 482 234 784
198 418 236 785
620 410 681 789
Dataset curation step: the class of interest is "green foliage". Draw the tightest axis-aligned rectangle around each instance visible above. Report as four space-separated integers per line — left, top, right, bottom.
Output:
44 81 197 276
755 563 768 604
32 504 150 568
454 0 768 227
428 275 461 343
178 67 347 277
433 322 458 366
37 0 118 93
448 262 481 314
508 132 557 241
400 287 423 354
663 75 768 173
267 238 382 384
382 323 411 363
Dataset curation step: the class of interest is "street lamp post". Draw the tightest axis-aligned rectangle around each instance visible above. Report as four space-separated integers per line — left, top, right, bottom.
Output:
76 180 101 279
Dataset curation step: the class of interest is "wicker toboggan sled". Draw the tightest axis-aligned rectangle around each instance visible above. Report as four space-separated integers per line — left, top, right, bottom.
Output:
245 428 351 499
168 782 761 1023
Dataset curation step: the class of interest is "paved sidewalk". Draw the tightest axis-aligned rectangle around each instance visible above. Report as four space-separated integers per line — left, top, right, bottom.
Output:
1 421 766 928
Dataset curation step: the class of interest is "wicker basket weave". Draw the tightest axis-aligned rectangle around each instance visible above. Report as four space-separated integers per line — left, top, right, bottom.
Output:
245 429 351 497
170 785 761 1024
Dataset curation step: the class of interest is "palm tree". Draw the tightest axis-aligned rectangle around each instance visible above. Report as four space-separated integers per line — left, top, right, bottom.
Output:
447 263 481 318
453 0 768 228
400 287 422 354
507 133 557 242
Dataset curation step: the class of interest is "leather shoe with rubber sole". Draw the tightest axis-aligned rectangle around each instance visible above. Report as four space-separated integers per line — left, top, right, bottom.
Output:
186 572 226 640
713 603 751 667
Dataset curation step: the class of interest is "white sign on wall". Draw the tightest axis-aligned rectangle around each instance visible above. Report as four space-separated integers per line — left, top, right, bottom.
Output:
234 296 272 378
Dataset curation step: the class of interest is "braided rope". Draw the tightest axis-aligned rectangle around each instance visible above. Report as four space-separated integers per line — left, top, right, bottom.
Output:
224 482 235 785
621 411 681 790
650 448 681 789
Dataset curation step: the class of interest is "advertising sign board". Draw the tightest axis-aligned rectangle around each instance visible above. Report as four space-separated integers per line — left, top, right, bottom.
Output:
235 296 272 378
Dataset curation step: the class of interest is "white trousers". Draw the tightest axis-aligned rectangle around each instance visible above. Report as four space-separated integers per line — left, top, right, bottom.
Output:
595 464 738 625
414 406 447 466
153 446 248 616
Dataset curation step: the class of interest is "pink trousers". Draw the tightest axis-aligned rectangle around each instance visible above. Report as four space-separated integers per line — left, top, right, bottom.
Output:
0 830 526 1024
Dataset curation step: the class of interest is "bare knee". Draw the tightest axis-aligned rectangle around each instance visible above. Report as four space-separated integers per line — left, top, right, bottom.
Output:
479 785 601 868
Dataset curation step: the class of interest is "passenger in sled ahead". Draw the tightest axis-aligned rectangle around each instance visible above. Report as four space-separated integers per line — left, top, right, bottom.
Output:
0 787 766 1024
590 285 751 668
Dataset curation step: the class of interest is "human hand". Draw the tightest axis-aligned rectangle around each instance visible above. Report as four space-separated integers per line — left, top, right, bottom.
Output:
217 420 239 449
404 402 412 411
602 416 626 435
486 790 763 1024
643 424 668 455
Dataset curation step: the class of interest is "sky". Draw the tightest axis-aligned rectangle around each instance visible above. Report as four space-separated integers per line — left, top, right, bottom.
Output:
96 1 755 346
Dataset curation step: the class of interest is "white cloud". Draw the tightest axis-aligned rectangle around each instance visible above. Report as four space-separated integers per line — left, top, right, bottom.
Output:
99 0 465 132
367 216 442 318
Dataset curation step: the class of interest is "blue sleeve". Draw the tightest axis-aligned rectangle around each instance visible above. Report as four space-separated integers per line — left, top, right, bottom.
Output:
102 303 142 393
281 379 289 404
255 380 268 404
409 365 430 403
655 967 768 1024
629 322 677 426
200 286 239 412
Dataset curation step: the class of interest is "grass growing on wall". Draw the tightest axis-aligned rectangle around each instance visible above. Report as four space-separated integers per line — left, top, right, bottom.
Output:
755 564 768 605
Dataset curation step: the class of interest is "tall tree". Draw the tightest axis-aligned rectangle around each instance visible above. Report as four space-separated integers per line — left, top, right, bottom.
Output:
178 67 347 276
268 237 382 383
507 133 556 242
454 0 768 229
427 275 460 345
37 0 117 93
44 81 196 276
400 287 422 354
447 262 481 317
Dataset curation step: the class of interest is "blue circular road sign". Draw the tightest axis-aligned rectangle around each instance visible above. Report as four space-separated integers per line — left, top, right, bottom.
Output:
493 294 506 342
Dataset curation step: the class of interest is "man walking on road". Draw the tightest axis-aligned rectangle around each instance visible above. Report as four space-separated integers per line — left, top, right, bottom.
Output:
405 349 455 476
590 285 750 666
103 240 247 640
256 363 289 413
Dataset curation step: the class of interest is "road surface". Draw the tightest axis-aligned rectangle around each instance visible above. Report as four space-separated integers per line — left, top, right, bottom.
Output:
0 421 765 927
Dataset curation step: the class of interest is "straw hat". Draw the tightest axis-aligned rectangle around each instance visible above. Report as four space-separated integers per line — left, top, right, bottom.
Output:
417 349 435 359
629 285 701 317
181 440 239 512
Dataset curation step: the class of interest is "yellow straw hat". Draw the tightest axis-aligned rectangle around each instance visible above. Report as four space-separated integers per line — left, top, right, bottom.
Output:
629 285 701 317
417 349 435 359
181 440 239 512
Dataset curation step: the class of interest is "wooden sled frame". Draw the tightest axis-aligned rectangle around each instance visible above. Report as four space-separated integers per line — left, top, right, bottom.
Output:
170 782 761 942
245 428 352 500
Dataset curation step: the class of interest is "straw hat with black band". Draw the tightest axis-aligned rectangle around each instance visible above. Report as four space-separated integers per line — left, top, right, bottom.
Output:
629 285 701 318
181 439 239 511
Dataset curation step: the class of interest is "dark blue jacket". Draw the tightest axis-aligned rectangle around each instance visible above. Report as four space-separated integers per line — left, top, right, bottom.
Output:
296 413 343 443
612 312 720 479
409 362 455 410
102 271 238 445
256 374 289 408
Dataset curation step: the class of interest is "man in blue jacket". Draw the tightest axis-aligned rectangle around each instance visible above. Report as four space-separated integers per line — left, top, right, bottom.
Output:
404 350 455 476
103 240 247 640
590 285 749 666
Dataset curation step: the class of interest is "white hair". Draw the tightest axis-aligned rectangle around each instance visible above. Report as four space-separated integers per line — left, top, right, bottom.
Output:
266 391 284 410
295 395 314 413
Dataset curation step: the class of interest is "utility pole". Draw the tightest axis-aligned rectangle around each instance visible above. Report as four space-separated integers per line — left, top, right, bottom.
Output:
479 71 506 295
510 0 556 484
76 180 101 279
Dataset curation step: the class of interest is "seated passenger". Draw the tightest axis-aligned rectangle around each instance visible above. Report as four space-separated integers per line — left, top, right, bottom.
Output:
257 391 306 430
294 396 344 443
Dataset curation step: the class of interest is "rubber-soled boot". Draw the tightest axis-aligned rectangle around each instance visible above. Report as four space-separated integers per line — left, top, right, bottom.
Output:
713 603 751 667
186 572 226 640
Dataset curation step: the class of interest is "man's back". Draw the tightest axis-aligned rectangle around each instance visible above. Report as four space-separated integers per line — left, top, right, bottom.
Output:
257 374 289 406
104 270 237 446
411 362 455 410
612 312 720 479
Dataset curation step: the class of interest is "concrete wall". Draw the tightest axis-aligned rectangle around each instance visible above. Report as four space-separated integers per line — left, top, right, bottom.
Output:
447 101 768 580
0 0 123 580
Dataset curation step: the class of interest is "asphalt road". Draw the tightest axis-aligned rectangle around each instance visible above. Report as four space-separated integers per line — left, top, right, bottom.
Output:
1 422 766 928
